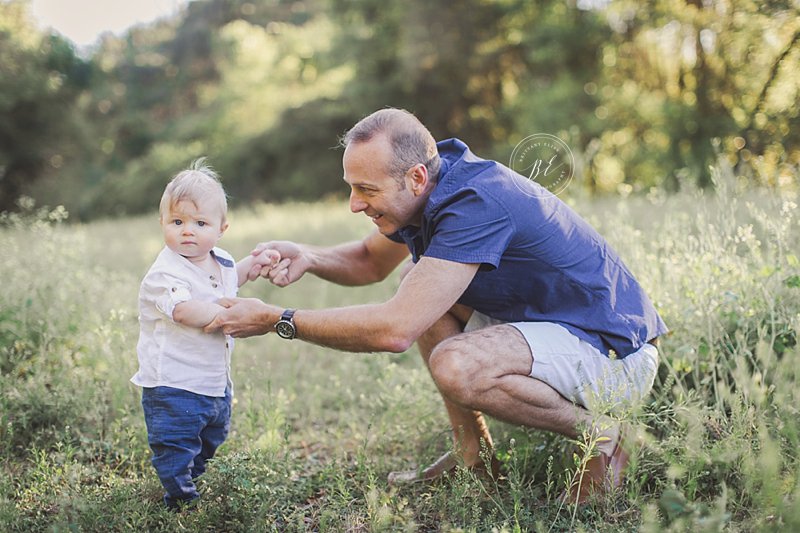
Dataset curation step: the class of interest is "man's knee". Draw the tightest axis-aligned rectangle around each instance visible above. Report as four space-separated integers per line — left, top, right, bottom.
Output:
429 337 482 403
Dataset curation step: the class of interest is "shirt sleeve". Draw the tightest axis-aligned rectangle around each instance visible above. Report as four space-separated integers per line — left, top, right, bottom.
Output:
423 188 515 269
141 270 193 321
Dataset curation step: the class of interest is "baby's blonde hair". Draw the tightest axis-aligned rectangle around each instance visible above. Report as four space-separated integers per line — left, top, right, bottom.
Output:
159 158 228 224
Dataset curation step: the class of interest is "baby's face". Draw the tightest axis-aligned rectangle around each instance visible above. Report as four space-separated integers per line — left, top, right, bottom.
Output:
161 198 227 263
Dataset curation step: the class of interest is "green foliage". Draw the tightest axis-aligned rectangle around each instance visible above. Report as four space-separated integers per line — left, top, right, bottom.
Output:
2 0 798 219
0 199 140 466
328 0 526 147
590 0 800 191
2 160 800 530
0 2 90 212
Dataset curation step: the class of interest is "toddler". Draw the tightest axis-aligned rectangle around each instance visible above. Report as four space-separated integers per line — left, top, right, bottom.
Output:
131 159 276 510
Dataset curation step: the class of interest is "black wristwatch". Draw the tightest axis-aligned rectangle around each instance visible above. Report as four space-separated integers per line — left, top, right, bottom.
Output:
275 309 297 340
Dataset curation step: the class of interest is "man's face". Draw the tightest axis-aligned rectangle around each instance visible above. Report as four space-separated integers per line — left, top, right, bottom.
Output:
161 198 227 263
342 135 424 235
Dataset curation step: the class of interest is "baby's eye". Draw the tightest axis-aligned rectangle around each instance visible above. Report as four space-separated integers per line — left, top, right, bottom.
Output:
173 219 183 226
197 221 206 227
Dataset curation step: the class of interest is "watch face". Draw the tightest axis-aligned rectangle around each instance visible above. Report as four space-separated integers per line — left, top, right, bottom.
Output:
276 321 295 339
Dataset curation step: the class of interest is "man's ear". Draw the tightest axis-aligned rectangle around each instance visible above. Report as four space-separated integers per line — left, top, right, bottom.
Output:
408 163 429 196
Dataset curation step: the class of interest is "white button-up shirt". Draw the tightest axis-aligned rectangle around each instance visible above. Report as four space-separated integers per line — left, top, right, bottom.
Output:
132 246 238 397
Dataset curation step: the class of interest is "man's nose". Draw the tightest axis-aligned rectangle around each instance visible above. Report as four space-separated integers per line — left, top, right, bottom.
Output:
349 191 367 213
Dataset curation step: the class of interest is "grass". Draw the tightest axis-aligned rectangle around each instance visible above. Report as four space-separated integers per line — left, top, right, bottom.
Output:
1 166 799 531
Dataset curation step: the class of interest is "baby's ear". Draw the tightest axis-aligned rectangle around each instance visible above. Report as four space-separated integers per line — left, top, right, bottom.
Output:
219 222 229 236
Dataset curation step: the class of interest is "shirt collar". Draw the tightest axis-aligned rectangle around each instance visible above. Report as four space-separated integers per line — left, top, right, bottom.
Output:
390 138 471 242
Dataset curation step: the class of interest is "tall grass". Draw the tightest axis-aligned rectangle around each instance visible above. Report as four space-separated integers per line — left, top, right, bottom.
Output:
1 162 798 531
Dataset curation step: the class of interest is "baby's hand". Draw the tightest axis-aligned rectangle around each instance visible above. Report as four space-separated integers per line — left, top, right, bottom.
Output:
246 249 281 281
253 248 281 268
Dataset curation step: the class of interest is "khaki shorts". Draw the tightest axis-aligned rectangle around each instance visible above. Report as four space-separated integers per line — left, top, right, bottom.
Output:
464 312 659 413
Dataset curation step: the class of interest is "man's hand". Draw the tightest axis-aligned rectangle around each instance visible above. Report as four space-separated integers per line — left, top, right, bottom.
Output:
204 297 278 337
251 241 311 287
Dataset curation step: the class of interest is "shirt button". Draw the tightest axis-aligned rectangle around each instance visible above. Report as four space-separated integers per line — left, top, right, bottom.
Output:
212 283 218 288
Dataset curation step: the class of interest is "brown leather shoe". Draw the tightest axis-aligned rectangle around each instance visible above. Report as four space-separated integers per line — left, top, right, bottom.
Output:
566 436 630 505
387 451 500 485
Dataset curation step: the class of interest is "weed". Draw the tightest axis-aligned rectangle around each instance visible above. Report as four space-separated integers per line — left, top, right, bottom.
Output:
2 163 799 530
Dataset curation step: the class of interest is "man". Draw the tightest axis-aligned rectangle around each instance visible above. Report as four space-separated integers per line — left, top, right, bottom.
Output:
206 108 667 503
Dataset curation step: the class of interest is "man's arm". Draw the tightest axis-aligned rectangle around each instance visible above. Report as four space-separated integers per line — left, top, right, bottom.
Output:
253 229 410 287
206 257 479 352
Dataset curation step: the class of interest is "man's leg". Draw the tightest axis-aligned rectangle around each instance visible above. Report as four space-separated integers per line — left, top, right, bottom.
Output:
388 303 496 483
428 324 590 439
419 304 496 466
428 324 628 502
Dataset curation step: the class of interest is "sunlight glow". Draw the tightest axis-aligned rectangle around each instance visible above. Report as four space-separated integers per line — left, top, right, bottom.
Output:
30 0 186 48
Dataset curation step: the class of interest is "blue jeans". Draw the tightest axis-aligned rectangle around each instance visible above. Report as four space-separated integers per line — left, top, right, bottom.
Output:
141 386 232 509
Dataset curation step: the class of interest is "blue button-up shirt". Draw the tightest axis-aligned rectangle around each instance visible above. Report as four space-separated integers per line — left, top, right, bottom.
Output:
389 138 668 358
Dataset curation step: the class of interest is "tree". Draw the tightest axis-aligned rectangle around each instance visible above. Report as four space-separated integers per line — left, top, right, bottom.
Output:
590 0 800 190
0 1 89 212
328 0 544 149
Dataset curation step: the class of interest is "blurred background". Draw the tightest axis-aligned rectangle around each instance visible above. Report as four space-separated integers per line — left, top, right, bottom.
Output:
1 0 798 220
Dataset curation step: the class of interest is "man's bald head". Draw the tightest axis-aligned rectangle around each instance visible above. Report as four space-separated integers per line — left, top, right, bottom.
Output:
342 108 441 183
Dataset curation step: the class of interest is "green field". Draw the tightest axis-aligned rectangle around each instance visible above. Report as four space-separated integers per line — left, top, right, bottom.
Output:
2 177 799 531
